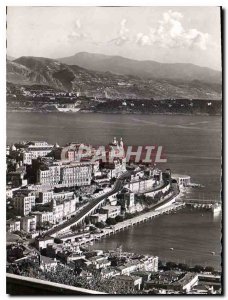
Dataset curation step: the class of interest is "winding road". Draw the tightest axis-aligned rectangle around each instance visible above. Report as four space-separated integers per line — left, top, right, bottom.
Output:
45 171 132 237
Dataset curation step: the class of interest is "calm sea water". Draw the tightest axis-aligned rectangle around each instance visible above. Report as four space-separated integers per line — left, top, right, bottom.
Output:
7 112 222 269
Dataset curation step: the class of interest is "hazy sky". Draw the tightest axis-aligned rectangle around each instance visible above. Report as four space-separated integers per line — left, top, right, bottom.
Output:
7 6 222 70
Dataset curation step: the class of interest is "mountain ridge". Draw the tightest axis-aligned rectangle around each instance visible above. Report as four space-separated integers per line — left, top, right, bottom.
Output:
58 51 221 84
6 55 222 100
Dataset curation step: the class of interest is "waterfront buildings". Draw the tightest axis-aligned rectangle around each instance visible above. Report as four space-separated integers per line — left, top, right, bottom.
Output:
172 174 191 187
22 141 54 165
9 141 54 165
90 213 108 224
99 205 121 219
118 192 136 213
36 160 94 187
6 137 221 295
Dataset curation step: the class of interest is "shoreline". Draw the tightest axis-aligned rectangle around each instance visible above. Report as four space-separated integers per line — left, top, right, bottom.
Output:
6 110 221 117
77 194 182 246
90 205 221 271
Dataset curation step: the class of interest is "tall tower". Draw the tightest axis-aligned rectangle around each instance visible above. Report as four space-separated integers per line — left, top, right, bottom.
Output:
52 199 56 211
113 137 117 146
120 137 124 149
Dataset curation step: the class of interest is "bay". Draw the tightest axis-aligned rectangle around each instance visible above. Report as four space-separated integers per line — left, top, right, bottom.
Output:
6 112 222 269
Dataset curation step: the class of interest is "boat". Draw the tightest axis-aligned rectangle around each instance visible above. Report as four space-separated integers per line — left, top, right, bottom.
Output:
189 183 204 188
55 104 80 112
212 203 222 214
170 248 174 251
211 251 215 255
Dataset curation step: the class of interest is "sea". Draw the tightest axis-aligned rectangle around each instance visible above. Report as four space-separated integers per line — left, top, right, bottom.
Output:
7 112 222 270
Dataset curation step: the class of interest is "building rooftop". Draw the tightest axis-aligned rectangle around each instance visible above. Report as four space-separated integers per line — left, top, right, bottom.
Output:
101 205 121 211
35 235 54 242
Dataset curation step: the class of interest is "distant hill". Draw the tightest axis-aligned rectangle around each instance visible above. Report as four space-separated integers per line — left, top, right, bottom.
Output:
6 55 16 61
59 52 222 84
6 56 222 100
7 57 84 90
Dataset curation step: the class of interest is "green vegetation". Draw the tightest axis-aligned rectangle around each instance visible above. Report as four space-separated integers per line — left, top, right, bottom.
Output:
95 222 106 229
106 218 117 226
7 262 142 294
164 261 215 273
115 215 124 222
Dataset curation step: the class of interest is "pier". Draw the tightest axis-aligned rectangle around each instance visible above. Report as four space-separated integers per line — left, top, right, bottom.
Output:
176 198 221 209
61 202 185 245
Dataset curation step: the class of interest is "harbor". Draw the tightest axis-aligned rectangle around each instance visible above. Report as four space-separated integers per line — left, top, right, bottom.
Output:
59 202 186 245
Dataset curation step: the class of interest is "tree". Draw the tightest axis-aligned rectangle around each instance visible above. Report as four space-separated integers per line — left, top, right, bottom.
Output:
110 177 116 185
106 218 117 226
204 266 214 273
166 261 177 270
84 216 90 225
54 238 63 244
95 222 105 229
71 224 82 232
37 221 51 230
178 263 189 271
6 209 18 220
115 215 124 223
193 265 205 273
125 213 133 219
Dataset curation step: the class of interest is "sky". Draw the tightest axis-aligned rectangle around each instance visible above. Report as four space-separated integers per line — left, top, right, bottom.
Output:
7 6 222 70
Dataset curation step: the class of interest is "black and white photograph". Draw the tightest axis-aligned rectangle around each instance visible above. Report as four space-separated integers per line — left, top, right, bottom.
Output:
5 4 223 295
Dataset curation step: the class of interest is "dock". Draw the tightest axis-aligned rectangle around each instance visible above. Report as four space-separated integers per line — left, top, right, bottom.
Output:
69 202 186 246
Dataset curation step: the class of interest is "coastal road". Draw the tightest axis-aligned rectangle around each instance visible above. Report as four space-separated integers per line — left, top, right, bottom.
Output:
45 171 132 237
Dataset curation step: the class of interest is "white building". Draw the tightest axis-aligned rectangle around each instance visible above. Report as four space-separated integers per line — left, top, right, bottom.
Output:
100 205 121 219
122 193 136 213
126 178 156 193
38 190 54 204
140 256 158 272
172 174 191 187
52 196 78 223
14 193 36 216
22 141 54 165
6 219 21 232
33 211 54 226
6 188 13 199
35 236 54 250
90 213 108 224
53 191 75 202
37 161 93 187
21 216 37 233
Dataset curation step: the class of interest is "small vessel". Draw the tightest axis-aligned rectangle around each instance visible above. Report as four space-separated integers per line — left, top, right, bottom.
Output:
55 104 80 112
212 203 222 214
170 247 174 251
189 183 204 188
211 251 215 255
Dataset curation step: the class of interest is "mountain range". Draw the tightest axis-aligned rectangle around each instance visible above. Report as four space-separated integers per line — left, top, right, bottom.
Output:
6 53 222 100
59 52 221 84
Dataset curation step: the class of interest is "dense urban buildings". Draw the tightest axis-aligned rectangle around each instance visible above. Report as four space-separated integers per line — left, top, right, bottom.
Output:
6 6 222 295
6 137 222 294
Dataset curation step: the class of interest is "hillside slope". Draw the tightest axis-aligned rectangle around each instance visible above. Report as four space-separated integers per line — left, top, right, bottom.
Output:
7 56 222 100
59 52 222 84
